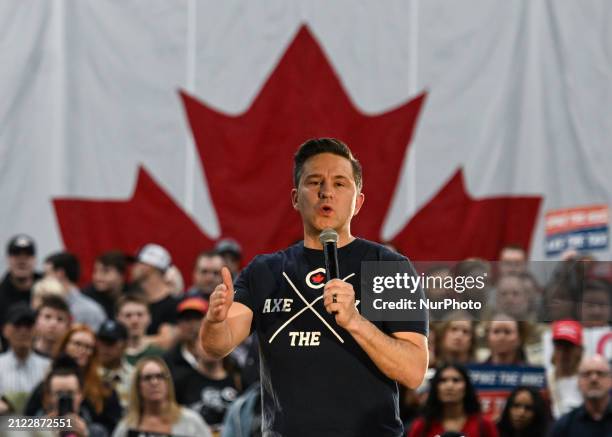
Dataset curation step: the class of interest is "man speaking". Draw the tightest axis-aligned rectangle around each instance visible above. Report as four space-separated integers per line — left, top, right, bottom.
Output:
200 138 429 436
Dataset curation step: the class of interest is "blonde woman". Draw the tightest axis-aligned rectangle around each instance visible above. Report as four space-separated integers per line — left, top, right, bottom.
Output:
31 276 66 309
112 357 212 437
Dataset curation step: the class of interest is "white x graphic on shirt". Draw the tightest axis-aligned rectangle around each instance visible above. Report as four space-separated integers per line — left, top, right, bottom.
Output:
268 272 356 344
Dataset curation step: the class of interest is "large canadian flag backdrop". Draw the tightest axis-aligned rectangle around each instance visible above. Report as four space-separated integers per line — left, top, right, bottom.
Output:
1 1 611 282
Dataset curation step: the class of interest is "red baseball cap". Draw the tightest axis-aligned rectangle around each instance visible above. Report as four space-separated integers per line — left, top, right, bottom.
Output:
552 320 583 346
177 297 208 316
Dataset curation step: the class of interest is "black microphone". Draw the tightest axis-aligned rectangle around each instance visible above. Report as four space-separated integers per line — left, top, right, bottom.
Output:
319 228 339 315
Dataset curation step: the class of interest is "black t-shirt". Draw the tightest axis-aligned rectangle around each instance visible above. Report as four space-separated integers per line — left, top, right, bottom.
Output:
162 344 187 379
233 238 428 437
146 294 179 335
82 284 119 319
0 272 40 321
174 366 240 427
0 271 41 349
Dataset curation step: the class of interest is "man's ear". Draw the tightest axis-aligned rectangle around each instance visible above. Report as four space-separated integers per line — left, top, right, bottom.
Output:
291 188 299 210
353 192 365 216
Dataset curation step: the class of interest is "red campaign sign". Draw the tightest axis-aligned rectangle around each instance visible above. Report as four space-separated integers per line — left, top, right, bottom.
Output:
468 364 548 421
545 204 608 235
477 389 550 422
478 390 510 422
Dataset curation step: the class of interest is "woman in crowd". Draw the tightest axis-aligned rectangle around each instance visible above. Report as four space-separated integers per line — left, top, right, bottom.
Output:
25 324 122 433
408 363 498 437
30 276 66 309
484 314 530 365
112 356 212 437
435 313 477 365
497 386 549 437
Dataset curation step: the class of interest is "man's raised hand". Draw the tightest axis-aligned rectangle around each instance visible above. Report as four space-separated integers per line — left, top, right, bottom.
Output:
206 266 235 323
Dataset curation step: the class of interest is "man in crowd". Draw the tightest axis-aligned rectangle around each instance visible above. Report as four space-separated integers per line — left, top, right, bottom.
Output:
0 234 41 347
33 295 71 357
175 342 240 433
96 319 133 409
187 251 224 300
42 359 107 437
83 250 129 319
44 252 106 331
131 243 179 349
498 244 527 277
580 279 612 328
551 354 612 436
215 238 242 278
164 297 208 379
496 274 536 321
0 303 50 414
115 294 164 365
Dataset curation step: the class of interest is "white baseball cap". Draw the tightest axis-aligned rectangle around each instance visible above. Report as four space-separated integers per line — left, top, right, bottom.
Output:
136 243 172 272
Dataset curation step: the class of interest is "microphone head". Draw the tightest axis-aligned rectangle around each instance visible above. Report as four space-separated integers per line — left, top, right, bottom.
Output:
319 228 339 245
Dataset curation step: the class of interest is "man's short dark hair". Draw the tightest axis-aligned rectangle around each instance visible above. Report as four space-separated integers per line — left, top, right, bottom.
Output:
95 250 128 275
45 252 80 284
38 295 70 316
196 250 222 261
43 355 84 394
293 138 363 191
115 293 149 316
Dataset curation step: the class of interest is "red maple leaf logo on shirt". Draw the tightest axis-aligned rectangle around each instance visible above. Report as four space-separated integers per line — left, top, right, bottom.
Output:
311 273 326 284
53 26 541 284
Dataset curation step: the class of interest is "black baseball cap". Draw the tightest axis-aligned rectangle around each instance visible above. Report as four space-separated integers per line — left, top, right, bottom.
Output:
97 319 128 342
6 303 36 326
7 234 36 256
215 238 242 259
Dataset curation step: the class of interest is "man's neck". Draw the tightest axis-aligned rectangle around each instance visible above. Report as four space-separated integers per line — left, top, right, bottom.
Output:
185 340 198 356
33 337 56 356
126 335 145 350
9 274 33 291
585 395 610 420
197 359 227 379
303 228 355 250
12 348 30 362
141 277 169 302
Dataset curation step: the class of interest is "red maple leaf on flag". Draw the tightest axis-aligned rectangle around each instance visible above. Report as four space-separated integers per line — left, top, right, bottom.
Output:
53 25 542 285
53 167 214 284
180 26 425 267
391 170 542 260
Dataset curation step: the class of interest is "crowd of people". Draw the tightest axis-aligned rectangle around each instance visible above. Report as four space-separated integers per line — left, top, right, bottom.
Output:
0 233 611 436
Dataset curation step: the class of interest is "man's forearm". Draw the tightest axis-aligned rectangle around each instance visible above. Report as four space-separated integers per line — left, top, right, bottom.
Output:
200 319 236 358
346 315 428 389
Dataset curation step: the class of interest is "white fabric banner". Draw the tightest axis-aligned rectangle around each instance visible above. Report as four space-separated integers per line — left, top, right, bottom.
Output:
1 0 611 279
